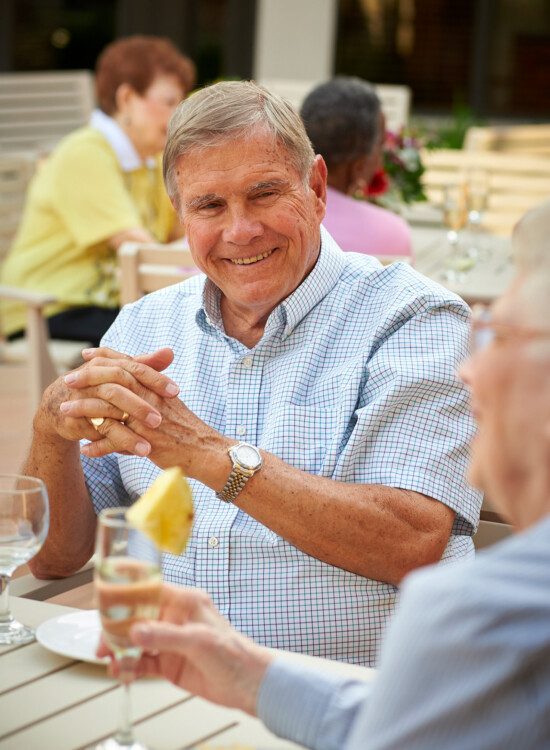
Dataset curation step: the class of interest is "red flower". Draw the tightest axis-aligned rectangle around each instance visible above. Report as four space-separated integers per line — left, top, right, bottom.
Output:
366 169 390 197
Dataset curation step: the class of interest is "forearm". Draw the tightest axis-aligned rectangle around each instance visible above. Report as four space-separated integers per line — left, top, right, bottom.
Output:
24 426 96 578
192 445 454 586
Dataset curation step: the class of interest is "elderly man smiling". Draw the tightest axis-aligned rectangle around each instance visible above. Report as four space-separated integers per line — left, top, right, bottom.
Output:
27 81 480 666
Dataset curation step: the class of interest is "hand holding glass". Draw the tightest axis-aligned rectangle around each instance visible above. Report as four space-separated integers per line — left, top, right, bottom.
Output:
95 507 162 750
0 474 49 645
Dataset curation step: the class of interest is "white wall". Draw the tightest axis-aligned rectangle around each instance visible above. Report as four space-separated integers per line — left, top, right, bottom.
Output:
253 0 337 82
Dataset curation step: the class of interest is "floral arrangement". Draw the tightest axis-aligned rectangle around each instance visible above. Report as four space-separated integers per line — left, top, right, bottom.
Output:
363 128 427 212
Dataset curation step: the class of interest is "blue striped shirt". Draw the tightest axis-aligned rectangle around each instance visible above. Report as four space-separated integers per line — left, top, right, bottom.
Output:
82 227 481 665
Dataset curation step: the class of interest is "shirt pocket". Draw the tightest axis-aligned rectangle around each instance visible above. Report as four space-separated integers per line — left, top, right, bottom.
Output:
260 404 339 473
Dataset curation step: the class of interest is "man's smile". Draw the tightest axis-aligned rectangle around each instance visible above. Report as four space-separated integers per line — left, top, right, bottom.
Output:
229 248 275 265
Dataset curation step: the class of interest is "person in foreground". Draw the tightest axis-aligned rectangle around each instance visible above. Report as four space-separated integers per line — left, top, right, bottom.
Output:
101 200 550 749
300 77 412 258
27 81 479 666
1 35 195 346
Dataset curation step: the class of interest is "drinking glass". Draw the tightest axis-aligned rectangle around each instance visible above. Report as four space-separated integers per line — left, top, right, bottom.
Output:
466 169 489 259
94 507 162 750
0 474 49 645
441 183 473 282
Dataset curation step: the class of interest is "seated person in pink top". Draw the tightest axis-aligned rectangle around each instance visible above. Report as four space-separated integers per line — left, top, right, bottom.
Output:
300 77 412 259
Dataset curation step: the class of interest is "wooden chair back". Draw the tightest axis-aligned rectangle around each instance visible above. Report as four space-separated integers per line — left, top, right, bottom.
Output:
374 84 411 133
0 70 95 153
421 148 550 235
118 242 199 305
0 151 35 263
465 123 550 158
258 79 410 132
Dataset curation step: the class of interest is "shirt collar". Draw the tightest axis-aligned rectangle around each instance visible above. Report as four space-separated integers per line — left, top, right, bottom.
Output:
195 226 346 342
280 226 347 339
89 109 155 172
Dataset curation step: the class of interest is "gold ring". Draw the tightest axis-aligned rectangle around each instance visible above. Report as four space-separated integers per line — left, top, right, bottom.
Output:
121 412 129 423
90 417 105 429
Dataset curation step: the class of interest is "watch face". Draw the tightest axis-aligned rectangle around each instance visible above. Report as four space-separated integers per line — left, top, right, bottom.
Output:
234 443 261 470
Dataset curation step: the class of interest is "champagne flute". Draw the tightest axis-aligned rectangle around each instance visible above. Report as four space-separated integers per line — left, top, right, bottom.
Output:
442 183 472 282
95 508 162 750
0 474 49 645
466 169 489 259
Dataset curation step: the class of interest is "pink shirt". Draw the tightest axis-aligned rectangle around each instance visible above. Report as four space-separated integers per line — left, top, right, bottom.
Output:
322 186 412 259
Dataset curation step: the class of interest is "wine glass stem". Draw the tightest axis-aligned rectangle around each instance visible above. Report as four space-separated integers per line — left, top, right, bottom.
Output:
115 682 133 745
115 657 137 745
0 575 13 624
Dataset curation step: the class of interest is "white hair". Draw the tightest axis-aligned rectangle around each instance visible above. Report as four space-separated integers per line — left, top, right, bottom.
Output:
512 200 550 322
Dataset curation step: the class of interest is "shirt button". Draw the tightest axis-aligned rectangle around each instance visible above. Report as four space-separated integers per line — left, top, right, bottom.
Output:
208 536 219 548
241 356 253 368
236 425 247 436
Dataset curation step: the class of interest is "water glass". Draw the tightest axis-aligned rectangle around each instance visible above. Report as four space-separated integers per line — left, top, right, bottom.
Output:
0 474 49 645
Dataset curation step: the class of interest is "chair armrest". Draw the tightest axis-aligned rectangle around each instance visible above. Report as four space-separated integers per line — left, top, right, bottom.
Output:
11 561 94 601
0 284 57 308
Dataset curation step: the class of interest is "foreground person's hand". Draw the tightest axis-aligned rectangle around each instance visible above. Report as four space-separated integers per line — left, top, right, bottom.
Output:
97 585 273 715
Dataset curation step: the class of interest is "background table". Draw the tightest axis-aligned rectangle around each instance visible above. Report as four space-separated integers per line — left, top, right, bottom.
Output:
0 597 373 750
412 225 514 306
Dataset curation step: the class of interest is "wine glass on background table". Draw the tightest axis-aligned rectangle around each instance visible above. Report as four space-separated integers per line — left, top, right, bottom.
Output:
466 169 489 260
0 474 49 645
442 183 473 282
95 507 162 750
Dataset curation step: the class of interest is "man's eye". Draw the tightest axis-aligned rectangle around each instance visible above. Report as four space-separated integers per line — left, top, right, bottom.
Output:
255 191 277 200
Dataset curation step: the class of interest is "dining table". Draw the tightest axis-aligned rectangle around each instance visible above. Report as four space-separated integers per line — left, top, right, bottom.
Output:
1 581 374 750
403 203 515 306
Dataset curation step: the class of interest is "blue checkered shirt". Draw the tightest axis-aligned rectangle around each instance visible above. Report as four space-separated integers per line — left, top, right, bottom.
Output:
82 227 481 666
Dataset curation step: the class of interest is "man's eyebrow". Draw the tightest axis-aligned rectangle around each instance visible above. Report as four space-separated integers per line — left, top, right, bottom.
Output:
247 179 288 193
185 193 221 210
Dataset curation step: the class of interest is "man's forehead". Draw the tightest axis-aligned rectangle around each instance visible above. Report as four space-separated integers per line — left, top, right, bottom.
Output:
175 147 299 201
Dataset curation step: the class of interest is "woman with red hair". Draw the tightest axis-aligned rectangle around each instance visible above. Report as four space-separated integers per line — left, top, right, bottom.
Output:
1 36 195 346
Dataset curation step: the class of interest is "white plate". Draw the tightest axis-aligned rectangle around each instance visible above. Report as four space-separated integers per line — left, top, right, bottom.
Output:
36 610 108 665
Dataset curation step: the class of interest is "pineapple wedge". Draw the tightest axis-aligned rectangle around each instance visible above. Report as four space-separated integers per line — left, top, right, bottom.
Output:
126 467 194 555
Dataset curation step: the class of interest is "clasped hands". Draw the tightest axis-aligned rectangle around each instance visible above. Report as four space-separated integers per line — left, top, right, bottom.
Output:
46 345 214 473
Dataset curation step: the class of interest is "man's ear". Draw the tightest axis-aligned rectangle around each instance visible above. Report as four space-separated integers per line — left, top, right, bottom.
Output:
309 155 327 221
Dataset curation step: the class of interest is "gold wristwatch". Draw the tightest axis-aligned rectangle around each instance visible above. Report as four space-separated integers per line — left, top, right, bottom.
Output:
216 442 263 503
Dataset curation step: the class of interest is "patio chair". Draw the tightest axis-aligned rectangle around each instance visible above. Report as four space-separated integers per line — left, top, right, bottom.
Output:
118 242 199 305
465 123 550 158
0 70 95 153
0 151 86 411
258 78 411 132
421 148 550 235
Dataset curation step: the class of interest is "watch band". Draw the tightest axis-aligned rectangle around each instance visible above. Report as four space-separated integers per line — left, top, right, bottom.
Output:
216 443 261 504
216 464 254 504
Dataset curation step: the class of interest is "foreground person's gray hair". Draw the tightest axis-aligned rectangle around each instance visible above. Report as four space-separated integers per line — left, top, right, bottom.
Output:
512 200 550 321
163 80 315 207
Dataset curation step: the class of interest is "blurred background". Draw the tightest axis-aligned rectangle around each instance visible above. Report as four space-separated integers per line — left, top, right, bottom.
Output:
1 0 549 126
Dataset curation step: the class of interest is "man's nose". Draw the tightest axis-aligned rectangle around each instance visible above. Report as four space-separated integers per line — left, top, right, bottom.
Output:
223 208 263 245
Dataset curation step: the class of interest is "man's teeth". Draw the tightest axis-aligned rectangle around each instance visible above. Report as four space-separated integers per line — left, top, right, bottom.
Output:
231 249 273 265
